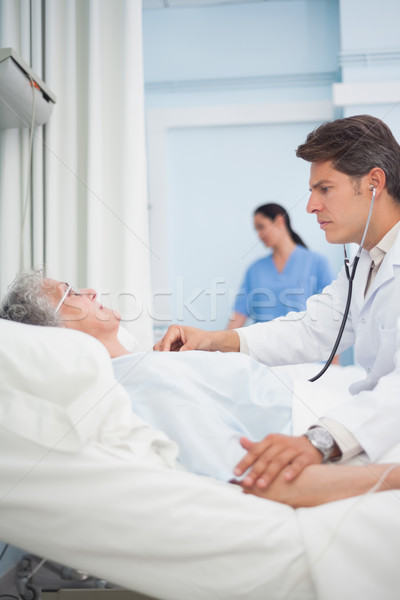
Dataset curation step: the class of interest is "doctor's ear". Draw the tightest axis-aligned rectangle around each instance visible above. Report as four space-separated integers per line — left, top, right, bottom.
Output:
367 167 386 194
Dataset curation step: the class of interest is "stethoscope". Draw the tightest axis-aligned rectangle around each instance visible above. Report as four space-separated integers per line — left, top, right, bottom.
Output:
309 185 376 382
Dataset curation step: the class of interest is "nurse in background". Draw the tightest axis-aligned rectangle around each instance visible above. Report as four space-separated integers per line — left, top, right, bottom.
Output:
228 203 334 329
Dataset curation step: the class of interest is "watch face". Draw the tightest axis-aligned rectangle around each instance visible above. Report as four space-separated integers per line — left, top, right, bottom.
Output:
309 428 334 451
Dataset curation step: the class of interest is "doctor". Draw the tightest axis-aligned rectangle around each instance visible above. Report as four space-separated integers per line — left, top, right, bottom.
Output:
155 114 400 491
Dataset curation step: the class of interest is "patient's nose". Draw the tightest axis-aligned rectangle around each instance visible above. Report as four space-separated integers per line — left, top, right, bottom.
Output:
80 288 97 301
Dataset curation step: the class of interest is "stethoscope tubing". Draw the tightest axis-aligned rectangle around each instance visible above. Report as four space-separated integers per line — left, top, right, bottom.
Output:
308 187 376 382
308 255 359 382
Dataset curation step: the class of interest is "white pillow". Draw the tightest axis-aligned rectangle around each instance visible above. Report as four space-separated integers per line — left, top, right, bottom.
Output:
0 319 123 451
0 319 178 465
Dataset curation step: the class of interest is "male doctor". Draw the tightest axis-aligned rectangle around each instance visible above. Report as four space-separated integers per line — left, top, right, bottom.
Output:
155 114 400 493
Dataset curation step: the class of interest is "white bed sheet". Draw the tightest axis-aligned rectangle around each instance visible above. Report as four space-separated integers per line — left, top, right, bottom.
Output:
297 489 400 600
1 319 400 599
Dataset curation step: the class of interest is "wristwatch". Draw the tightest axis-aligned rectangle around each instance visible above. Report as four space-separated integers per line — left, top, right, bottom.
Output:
304 426 337 462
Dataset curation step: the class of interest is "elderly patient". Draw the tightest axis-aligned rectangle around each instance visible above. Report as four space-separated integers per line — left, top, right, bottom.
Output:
0 270 399 507
0 270 296 482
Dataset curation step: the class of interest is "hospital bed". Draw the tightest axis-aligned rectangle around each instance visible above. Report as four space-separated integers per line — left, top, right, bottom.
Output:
14 554 155 599
41 592 155 600
0 318 400 600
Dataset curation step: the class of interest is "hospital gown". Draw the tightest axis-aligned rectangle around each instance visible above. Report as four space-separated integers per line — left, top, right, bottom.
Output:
112 350 292 481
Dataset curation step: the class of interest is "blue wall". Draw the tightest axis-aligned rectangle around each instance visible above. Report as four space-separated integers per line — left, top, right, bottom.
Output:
143 0 339 96
164 121 334 327
143 0 343 332
143 0 340 111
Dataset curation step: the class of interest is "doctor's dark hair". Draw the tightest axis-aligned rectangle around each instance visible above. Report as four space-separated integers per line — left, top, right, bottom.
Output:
0 270 62 327
296 115 400 202
254 203 307 248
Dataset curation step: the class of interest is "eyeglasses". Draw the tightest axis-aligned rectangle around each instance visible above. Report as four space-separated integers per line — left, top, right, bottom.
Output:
55 284 81 313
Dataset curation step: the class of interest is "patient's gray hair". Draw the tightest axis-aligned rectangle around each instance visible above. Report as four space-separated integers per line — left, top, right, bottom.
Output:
0 270 62 327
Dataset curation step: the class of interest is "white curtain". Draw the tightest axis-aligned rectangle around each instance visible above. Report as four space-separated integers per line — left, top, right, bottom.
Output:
0 0 153 348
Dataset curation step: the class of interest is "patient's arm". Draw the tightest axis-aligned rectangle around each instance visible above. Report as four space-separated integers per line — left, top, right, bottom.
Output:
242 463 400 508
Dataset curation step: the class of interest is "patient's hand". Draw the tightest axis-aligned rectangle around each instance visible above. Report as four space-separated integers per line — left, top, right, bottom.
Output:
234 433 323 490
242 463 400 508
242 464 331 507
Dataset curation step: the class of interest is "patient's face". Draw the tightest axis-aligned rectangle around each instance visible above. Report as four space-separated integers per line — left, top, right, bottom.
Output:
44 279 121 337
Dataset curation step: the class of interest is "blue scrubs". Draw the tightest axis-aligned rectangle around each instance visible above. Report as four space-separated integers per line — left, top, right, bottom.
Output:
234 245 334 323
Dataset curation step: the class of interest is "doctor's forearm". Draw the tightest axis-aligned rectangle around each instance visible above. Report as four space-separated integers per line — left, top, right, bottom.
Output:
211 329 241 352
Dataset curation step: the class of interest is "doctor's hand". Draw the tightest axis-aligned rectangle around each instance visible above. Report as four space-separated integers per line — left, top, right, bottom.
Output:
153 324 240 353
234 433 324 490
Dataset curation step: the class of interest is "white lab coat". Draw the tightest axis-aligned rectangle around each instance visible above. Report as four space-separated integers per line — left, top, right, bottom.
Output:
240 229 400 462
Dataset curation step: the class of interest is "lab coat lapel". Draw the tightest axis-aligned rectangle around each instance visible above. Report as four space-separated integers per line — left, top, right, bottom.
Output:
352 249 373 311
364 230 400 304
